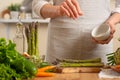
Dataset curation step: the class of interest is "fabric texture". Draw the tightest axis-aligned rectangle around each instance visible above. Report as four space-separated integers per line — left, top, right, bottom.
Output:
32 0 120 64
113 0 120 13
99 69 120 78
32 0 49 18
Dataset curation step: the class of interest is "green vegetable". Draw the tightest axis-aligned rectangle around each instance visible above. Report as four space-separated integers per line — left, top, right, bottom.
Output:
60 58 101 63
59 62 104 67
106 53 115 65
24 58 37 75
30 23 36 56
0 38 37 79
39 62 50 68
25 22 39 56
8 4 20 11
0 64 20 80
35 22 39 57
25 25 32 55
57 58 104 67
106 48 120 65
114 48 120 65
11 56 37 76
107 38 120 66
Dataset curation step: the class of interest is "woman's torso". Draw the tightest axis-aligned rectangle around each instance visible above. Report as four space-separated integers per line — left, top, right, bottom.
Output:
46 0 113 64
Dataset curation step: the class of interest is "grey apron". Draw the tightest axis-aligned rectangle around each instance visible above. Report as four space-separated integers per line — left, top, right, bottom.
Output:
46 0 113 64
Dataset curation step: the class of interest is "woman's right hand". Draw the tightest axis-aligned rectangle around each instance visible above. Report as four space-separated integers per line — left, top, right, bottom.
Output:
59 0 83 19
40 0 83 19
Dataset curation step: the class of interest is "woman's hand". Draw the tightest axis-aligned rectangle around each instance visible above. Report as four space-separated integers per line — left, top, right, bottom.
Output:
40 0 83 19
92 23 114 44
59 0 83 19
93 13 120 44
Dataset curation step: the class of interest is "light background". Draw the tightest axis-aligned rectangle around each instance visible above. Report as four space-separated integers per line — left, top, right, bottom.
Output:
0 0 120 56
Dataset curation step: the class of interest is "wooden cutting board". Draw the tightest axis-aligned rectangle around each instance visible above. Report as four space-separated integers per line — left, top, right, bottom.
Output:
54 67 101 73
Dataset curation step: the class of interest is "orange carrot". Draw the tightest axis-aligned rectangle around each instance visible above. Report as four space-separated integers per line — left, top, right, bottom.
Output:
36 72 55 77
38 66 56 72
111 65 120 72
115 65 120 69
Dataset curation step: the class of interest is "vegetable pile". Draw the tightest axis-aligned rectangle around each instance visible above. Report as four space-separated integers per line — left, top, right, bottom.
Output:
57 58 104 67
0 38 37 80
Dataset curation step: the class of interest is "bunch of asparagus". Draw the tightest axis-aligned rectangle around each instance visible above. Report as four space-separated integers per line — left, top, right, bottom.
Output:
57 58 104 67
25 22 39 57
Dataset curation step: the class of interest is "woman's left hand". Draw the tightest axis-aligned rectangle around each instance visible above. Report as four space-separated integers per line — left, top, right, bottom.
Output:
92 23 115 44
93 12 120 44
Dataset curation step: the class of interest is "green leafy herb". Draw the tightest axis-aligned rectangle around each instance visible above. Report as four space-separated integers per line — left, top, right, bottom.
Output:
0 38 37 80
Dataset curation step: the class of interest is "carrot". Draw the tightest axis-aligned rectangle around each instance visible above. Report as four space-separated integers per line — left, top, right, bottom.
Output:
38 66 56 72
115 65 120 69
36 66 56 77
111 65 120 72
36 72 55 77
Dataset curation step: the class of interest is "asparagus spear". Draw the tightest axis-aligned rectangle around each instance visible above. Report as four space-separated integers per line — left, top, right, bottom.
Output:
31 22 36 55
57 58 102 63
35 22 39 57
29 23 32 55
25 25 32 55
25 22 39 60
59 62 104 67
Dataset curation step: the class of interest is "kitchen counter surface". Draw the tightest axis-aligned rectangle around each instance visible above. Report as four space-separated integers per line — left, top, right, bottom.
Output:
33 73 120 80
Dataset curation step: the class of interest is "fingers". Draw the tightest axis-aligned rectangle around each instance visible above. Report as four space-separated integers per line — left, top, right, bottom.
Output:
71 0 83 15
105 21 115 34
60 0 83 19
66 0 79 18
110 27 115 34
92 34 113 44
108 24 115 34
60 5 70 17
62 2 75 18
98 35 113 44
